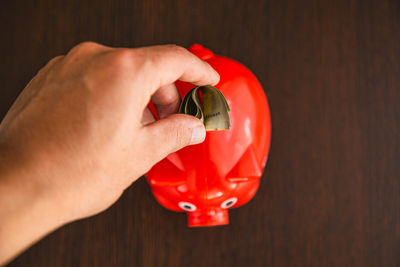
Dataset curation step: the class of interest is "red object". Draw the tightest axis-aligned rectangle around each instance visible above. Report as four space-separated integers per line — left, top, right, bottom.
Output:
146 44 271 227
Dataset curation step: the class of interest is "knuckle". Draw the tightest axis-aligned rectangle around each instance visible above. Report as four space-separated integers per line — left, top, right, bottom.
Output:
170 129 188 149
166 121 191 149
37 55 64 75
75 41 100 51
108 49 134 70
67 41 102 58
46 55 64 66
162 93 180 106
153 88 180 107
159 44 189 59
51 55 64 61
168 44 187 54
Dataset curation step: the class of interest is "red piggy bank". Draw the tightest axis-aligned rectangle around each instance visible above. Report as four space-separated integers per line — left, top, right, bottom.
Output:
146 44 271 227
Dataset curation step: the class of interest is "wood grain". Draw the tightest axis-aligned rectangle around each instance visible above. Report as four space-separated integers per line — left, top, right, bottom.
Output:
1 0 399 266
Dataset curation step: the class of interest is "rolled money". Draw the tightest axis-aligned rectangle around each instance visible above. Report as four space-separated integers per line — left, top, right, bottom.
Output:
179 85 230 131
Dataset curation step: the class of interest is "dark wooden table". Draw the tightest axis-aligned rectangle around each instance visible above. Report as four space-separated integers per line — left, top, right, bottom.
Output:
1 0 399 266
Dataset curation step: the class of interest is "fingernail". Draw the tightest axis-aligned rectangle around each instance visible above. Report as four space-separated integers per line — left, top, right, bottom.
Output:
190 125 206 144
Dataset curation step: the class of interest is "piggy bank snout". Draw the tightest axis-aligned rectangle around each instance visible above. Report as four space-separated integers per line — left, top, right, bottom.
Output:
187 208 229 227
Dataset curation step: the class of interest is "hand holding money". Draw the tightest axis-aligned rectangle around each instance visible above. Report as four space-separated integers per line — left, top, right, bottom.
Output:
0 44 220 264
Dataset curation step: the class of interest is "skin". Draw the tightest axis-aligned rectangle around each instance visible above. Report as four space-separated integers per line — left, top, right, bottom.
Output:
0 42 220 265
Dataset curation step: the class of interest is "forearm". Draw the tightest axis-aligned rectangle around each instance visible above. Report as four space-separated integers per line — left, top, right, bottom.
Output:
0 153 65 265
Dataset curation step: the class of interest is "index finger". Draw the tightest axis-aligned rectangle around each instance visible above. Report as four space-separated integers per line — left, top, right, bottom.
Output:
135 45 220 96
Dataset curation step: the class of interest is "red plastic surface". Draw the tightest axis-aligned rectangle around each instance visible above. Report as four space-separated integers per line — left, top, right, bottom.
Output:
146 44 271 227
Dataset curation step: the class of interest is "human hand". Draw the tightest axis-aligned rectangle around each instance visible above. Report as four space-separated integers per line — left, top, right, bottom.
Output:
0 42 219 264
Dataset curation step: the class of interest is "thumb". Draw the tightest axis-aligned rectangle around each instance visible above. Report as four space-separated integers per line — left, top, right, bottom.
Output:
142 114 206 160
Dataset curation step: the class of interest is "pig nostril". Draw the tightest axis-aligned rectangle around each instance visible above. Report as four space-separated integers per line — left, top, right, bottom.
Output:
220 197 238 209
178 202 197 212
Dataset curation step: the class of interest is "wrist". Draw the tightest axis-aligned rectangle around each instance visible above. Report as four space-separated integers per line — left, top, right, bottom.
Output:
0 149 66 264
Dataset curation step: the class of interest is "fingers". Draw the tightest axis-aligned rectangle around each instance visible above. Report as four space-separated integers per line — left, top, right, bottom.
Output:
151 83 181 119
136 45 216 164
137 45 220 95
141 107 156 125
141 114 206 163
60 44 219 117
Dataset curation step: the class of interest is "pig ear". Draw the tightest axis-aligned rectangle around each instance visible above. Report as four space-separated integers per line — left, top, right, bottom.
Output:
226 145 262 183
147 154 186 186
